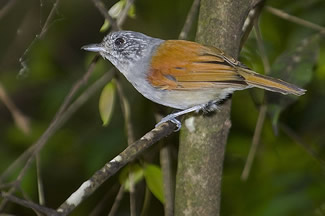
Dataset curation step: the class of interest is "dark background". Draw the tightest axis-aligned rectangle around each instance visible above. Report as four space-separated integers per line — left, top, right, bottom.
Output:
0 0 324 215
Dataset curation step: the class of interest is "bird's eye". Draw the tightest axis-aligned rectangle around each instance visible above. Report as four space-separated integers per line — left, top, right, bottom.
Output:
114 37 125 46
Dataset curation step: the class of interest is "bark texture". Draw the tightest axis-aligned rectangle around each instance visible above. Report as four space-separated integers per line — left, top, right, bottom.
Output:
175 1 256 216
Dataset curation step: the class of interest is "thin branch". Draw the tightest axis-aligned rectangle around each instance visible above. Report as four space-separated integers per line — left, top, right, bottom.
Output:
0 70 114 211
0 145 36 183
107 186 125 216
53 55 100 122
92 0 119 31
36 155 45 205
265 6 325 34
88 183 119 216
0 182 16 190
1 0 131 211
241 104 267 181
0 82 30 134
155 114 174 216
0 192 58 216
39 0 61 38
179 0 201 40
160 144 174 216
0 0 18 21
253 23 270 74
116 0 136 27
19 0 62 76
128 171 136 216
18 186 43 216
115 74 137 216
241 22 270 181
140 186 151 216
280 123 325 166
57 122 176 216
115 75 135 145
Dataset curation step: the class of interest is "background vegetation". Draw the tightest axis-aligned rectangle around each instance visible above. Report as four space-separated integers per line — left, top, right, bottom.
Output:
0 0 324 215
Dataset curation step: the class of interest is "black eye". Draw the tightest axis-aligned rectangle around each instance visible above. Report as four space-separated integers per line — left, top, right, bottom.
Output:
114 37 125 46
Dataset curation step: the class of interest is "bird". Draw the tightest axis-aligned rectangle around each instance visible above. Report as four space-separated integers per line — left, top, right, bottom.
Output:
82 30 305 130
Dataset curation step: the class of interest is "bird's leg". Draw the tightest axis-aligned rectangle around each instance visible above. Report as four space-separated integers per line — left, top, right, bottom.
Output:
155 104 207 131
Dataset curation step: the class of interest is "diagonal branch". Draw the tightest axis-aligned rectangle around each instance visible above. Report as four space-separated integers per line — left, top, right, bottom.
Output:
0 192 58 216
265 6 325 34
0 69 114 211
179 0 200 40
117 0 136 27
92 0 119 31
19 0 62 76
57 122 176 216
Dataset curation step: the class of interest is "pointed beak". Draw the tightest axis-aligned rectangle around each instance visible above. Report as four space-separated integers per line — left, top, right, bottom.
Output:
81 43 106 53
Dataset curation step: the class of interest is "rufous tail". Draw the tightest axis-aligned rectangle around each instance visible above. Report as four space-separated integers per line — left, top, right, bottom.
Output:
238 68 306 96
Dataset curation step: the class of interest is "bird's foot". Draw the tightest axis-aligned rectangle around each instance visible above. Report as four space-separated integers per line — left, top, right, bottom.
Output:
155 114 182 131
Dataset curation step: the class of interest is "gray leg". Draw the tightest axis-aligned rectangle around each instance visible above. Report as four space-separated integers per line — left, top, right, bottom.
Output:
155 104 207 131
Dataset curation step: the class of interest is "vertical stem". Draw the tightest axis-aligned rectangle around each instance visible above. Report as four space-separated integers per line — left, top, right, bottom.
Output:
175 0 255 215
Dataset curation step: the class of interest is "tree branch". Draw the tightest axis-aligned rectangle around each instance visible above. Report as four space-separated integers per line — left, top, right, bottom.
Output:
179 0 201 40
57 122 176 215
92 0 119 31
0 192 58 216
265 6 325 34
175 0 256 215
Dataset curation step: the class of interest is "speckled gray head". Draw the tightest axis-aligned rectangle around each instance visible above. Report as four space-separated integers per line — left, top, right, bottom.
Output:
82 31 163 73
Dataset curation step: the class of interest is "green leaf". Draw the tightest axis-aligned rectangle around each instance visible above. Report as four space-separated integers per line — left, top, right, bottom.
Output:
99 81 116 126
109 0 126 18
266 34 319 132
99 0 136 32
127 4 136 18
119 164 144 191
143 164 165 204
100 20 110 32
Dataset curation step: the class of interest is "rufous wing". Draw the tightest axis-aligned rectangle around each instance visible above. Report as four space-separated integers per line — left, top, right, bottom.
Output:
147 40 306 96
147 40 247 91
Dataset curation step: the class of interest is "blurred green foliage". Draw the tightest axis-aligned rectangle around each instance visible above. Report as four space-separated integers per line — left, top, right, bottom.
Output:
0 0 324 215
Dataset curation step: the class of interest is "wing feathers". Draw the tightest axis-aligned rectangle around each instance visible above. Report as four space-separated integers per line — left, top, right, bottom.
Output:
147 40 247 90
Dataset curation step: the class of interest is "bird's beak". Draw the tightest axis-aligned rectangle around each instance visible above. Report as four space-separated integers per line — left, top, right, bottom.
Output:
81 44 106 53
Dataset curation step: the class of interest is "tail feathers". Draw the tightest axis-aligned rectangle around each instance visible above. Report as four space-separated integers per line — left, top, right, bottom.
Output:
238 69 306 96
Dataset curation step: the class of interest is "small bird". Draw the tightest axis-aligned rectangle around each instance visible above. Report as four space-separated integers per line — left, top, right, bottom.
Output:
82 31 305 129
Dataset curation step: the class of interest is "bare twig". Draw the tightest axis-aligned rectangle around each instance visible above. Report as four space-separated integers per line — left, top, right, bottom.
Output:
241 23 270 181
92 0 119 31
0 192 58 216
0 0 18 20
240 1 265 49
265 6 325 34
115 73 137 216
18 186 43 216
280 123 325 166
53 55 100 122
179 0 201 40
115 75 135 145
160 144 174 216
88 183 119 216
140 186 151 216
39 0 61 38
241 104 267 180
0 182 16 190
107 186 125 216
155 113 175 216
128 170 136 216
0 70 114 210
0 82 30 134
253 23 270 74
19 0 62 76
36 155 45 205
57 121 176 216
0 145 36 183
116 0 136 27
